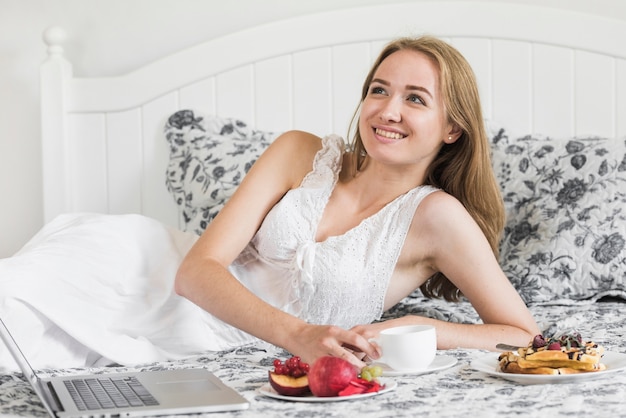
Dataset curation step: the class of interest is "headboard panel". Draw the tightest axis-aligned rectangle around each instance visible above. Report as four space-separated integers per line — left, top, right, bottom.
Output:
40 1 626 229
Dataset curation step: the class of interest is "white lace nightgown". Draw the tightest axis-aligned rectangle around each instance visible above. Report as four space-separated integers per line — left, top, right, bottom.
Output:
230 134 439 330
0 134 438 370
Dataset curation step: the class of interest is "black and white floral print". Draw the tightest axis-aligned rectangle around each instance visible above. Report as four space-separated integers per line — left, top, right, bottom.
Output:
3 300 626 418
164 110 277 235
164 115 626 305
491 130 626 304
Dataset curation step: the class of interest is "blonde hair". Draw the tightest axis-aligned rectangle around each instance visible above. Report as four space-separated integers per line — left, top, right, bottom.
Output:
349 36 505 302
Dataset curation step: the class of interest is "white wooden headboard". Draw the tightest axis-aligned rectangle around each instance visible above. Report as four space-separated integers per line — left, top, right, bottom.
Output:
40 1 626 229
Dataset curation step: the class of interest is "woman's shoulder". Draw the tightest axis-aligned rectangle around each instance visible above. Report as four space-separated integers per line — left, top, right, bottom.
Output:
415 189 473 228
262 130 321 170
412 189 488 254
272 131 347 165
272 131 345 153
262 131 347 187
271 130 323 152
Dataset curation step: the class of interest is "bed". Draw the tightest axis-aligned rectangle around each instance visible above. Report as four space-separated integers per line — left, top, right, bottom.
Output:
2 1 626 416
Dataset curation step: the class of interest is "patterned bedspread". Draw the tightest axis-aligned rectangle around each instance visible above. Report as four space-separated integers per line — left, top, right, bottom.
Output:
2 298 625 418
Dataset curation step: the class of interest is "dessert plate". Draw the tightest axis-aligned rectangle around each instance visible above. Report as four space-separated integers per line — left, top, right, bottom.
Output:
258 378 396 402
471 351 626 384
374 354 458 376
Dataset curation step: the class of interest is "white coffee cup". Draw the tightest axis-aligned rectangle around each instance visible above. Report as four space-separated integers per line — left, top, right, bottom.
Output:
372 325 437 371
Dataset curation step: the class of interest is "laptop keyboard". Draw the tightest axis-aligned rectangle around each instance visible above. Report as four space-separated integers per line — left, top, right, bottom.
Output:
64 376 159 411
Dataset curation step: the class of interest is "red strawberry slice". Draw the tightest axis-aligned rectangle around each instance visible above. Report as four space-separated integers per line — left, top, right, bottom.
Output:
337 379 384 396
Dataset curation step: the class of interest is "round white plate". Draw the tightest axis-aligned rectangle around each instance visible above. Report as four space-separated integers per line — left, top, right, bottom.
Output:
258 378 396 402
374 354 458 376
471 351 626 384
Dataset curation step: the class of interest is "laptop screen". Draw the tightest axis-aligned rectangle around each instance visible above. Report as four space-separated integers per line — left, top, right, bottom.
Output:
0 318 57 416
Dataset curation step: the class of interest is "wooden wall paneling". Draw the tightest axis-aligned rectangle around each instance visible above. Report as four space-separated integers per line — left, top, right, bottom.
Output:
449 38 493 125
179 77 217 116
254 55 292 134
575 51 614 137
331 43 371 140
532 44 574 138
491 40 532 137
67 113 107 213
141 93 180 228
618 59 626 138
106 108 143 214
216 65 254 124
370 40 388 60
292 48 332 138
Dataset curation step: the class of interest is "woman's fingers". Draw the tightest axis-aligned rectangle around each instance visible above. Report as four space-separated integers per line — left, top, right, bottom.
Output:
297 324 381 367
336 346 367 368
334 328 380 361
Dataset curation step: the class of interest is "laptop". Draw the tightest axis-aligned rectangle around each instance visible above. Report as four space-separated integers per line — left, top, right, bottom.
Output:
0 317 249 417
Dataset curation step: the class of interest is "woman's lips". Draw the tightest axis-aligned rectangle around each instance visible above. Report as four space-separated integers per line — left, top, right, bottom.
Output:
374 127 406 141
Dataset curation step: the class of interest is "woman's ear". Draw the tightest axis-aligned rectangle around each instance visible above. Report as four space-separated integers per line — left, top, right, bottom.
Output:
444 125 462 144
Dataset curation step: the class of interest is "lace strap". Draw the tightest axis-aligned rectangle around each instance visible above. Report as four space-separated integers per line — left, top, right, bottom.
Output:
300 135 345 189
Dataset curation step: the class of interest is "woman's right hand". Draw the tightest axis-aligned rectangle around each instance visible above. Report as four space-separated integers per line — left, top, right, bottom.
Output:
288 323 381 368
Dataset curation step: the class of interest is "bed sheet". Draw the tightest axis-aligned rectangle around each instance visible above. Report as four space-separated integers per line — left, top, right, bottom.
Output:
1 300 624 418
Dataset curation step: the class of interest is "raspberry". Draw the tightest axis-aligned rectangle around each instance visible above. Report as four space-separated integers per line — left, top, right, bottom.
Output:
532 334 547 349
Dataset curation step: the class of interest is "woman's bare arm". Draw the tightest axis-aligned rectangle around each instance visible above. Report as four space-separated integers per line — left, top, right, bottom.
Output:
353 191 540 351
175 131 379 366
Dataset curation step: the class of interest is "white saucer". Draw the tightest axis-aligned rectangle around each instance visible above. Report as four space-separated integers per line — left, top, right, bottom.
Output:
374 354 458 376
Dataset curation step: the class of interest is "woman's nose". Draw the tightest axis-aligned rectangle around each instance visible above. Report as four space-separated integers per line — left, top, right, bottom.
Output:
379 98 401 122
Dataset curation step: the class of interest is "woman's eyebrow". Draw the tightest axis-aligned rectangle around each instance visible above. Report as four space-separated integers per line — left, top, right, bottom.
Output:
371 78 433 99
406 84 433 99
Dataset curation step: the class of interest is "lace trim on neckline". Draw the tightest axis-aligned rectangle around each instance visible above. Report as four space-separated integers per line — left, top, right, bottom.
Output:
300 134 345 190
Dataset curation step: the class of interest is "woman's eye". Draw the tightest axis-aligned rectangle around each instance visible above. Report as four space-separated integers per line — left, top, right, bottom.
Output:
370 86 386 95
407 94 424 105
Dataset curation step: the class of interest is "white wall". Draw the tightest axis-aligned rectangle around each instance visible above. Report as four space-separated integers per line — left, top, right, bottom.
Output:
2 0 626 257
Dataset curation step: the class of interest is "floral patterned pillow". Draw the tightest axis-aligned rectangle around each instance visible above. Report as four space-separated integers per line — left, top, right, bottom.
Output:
491 130 626 304
164 110 278 235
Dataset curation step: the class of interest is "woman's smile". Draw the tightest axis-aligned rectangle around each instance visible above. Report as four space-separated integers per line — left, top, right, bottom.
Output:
374 127 407 142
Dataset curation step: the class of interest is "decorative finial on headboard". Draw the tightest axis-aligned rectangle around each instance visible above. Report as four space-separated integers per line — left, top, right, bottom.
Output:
42 26 67 56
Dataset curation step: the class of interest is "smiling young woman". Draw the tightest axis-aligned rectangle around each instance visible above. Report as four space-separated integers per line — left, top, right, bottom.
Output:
350 37 506 302
173 35 539 367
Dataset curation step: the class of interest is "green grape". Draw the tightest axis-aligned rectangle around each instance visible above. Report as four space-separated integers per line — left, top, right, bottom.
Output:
359 365 383 381
369 365 383 378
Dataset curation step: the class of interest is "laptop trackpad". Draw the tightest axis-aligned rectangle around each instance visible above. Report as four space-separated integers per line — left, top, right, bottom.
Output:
156 378 220 392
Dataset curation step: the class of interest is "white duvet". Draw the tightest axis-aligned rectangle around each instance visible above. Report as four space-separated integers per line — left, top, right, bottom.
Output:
0 213 257 372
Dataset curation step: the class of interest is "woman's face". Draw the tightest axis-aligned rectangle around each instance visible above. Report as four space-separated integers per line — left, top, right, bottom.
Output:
359 49 456 170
